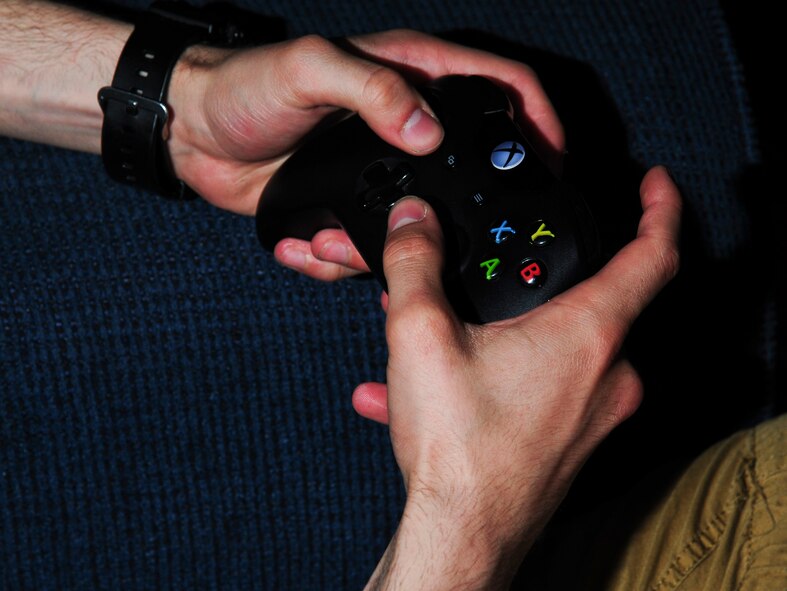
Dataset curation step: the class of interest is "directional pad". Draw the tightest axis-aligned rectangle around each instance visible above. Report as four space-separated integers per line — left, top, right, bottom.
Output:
358 160 416 211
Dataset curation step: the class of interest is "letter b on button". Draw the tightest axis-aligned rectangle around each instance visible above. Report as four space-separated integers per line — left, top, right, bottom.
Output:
519 259 546 287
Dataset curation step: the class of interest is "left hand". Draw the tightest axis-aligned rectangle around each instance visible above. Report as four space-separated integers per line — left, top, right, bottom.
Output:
166 29 564 280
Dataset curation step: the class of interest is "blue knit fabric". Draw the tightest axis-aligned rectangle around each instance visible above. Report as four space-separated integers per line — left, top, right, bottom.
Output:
0 1 770 590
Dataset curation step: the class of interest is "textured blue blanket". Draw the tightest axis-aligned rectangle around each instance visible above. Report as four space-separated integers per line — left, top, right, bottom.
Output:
0 1 774 589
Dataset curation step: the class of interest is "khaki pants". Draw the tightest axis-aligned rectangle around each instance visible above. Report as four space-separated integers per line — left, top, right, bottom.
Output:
520 413 787 590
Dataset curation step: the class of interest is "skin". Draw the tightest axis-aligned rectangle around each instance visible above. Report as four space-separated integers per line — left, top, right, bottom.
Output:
1 2 683 588
363 168 681 589
0 0 563 279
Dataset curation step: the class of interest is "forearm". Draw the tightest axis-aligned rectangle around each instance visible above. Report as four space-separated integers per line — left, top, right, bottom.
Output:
0 0 131 153
365 495 530 591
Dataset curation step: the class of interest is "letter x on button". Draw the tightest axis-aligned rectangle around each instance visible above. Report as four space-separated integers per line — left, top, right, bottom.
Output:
490 220 516 244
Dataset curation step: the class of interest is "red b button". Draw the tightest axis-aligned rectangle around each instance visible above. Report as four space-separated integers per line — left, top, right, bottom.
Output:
518 259 547 287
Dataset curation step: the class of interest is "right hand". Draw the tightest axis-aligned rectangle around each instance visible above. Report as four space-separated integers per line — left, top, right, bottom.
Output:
356 166 682 589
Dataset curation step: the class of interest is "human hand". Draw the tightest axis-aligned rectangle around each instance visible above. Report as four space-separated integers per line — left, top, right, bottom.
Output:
359 166 682 590
166 29 564 280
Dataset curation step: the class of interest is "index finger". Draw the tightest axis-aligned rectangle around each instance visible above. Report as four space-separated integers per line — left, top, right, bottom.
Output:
345 29 565 154
551 165 682 335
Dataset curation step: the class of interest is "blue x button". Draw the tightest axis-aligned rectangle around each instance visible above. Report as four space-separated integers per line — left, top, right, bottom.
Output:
489 220 516 244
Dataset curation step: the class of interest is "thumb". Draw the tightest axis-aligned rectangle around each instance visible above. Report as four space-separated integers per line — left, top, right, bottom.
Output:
382 197 452 321
283 37 445 154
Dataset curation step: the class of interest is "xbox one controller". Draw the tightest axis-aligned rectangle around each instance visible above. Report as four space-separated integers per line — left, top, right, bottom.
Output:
256 75 600 324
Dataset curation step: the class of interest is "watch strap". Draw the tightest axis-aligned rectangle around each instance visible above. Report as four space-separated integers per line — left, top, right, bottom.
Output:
98 2 215 199
98 1 287 200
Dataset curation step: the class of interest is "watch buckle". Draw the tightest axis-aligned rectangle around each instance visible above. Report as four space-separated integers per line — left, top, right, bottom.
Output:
98 86 169 123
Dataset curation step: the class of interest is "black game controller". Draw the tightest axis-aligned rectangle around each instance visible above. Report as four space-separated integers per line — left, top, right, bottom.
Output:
256 75 601 324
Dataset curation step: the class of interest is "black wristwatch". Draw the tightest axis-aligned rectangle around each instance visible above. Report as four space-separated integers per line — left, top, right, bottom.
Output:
98 1 286 199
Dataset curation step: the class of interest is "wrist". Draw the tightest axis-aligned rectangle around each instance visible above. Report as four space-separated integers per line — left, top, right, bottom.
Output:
367 493 527 591
166 44 232 187
97 2 285 202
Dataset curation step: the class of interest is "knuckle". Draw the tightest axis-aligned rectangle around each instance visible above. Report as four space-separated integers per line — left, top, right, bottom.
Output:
375 29 430 69
290 34 334 58
386 27 418 37
614 375 644 424
383 231 439 272
600 365 644 432
656 241 681 284
593 314 625 357
386 297 454 348
385 28 424 43
362 66 409 114
559 302 625 366
514 62 539 85
281 35 334 75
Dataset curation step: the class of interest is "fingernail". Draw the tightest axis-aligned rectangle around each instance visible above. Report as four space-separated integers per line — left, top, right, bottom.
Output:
401 108 443 153
318 240 351 265
278 243 307 269
388 197 428 233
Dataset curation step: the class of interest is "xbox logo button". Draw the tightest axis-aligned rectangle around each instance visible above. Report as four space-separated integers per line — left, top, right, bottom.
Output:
490 141 526 170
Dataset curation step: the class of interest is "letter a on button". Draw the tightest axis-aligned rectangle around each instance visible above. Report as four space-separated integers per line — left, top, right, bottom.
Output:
480 258 502 281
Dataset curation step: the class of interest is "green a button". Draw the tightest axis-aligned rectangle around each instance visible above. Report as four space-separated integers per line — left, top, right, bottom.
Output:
480 258 503 281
